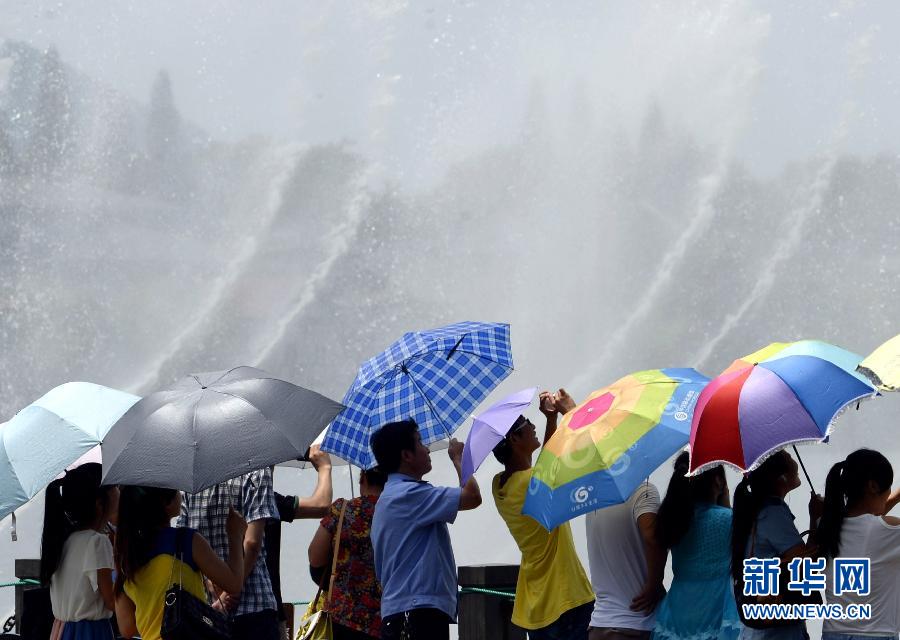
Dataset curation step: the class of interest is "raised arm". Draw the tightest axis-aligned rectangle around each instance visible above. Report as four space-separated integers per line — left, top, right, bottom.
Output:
886 487 900 514
539 391 559 445
449 438 482 511
540 388 576 445
294 446 333 519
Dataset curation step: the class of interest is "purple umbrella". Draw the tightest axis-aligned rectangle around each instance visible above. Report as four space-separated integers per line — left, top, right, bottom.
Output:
460 387 537 486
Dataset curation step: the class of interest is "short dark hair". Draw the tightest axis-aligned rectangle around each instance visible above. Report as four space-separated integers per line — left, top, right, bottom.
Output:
492 415 527 466
361 466 388 488
370 419 419 474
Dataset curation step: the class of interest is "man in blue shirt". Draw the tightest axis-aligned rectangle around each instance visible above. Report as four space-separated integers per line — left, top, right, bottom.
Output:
370 419 482 640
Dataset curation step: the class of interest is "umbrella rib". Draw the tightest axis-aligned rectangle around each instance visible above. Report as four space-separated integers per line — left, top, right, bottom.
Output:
208 366 247 387
440 347 513 365
446 336 464 360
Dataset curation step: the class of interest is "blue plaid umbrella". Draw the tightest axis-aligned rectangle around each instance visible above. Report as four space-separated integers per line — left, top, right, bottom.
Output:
323 321 513 468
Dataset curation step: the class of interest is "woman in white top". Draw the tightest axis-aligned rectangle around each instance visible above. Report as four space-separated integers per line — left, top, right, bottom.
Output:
40 462 119 640
817 449 900 640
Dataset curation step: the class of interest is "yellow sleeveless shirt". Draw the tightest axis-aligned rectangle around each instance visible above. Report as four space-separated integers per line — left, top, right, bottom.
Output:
123 527 207 640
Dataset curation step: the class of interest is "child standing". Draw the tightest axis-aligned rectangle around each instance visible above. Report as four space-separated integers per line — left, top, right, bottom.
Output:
40 462 118 640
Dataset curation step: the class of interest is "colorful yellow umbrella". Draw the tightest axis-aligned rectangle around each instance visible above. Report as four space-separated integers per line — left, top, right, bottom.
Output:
522 368 709 530
858 334 900 391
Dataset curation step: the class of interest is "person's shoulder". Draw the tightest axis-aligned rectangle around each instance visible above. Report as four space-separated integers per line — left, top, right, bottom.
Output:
871 513 900 530
757 500 791 521
706 505 733 524
87 528 114 545
245 467 272 484
492 471 513 495
334 496 357 512
66 529 100 551
72 528 97 541
632 482 660 504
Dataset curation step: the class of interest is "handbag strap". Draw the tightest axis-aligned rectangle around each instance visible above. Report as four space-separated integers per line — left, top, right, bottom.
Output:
169 527 216 604
324 499 349 608
168 527 186 589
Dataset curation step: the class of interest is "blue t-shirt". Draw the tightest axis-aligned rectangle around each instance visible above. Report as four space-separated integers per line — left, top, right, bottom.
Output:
748 498 803 560
371 473 461 620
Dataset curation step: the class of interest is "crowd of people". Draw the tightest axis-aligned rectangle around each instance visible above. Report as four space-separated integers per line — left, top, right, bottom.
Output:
38 389 900 640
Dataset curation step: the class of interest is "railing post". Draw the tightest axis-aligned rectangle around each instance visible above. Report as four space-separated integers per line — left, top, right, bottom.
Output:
14 559 56 639
458 564 525 640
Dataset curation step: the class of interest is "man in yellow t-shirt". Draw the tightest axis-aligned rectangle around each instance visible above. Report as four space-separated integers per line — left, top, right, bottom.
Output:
492 389 595 639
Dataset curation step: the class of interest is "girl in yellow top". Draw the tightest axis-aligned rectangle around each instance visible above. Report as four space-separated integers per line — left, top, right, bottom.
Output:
113 486 246 640
492 389 595 639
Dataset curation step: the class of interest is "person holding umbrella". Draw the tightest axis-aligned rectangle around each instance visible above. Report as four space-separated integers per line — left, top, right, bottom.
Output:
491 388 595 639
40 463 119 640
178 468 281 640
307 465 387 640
817 449 900 640
651 452 740 640
731 450 822 640
267 446 335 640
369 419 482 640
114 486 247 640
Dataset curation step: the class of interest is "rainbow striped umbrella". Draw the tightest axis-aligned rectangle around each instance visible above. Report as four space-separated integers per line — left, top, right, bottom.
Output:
522 368 709 531
689 340 877 475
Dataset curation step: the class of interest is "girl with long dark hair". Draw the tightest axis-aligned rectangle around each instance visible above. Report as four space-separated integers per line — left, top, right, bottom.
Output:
40 462 119 640
731 450 822 640
817 449 900 640
652 451 740 640
113 485 247 640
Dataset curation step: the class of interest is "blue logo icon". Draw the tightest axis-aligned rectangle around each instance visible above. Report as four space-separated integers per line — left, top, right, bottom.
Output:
834 558 871 596
743 558 780 596
787 557 826 596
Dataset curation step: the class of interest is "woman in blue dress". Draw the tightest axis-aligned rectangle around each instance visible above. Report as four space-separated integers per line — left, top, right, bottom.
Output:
653 451 741 640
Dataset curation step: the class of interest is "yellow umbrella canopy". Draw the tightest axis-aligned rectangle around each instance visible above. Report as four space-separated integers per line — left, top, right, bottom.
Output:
858 334 900 391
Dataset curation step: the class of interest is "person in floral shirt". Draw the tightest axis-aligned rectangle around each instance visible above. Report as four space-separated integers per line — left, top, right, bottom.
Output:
308 467 386 640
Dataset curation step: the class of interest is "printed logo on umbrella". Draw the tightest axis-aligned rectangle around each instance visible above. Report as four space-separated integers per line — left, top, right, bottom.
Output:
567 392 615 431
570 485 593 504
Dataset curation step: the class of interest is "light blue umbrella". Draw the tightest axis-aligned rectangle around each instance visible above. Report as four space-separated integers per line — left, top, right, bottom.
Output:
0 382 140 523
323 321 514 468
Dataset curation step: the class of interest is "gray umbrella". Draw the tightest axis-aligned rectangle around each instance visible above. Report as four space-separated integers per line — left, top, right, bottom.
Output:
101 366 344 492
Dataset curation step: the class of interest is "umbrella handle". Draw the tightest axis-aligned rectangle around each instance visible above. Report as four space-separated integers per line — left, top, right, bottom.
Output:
792 445 815 491
350 465 356 499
